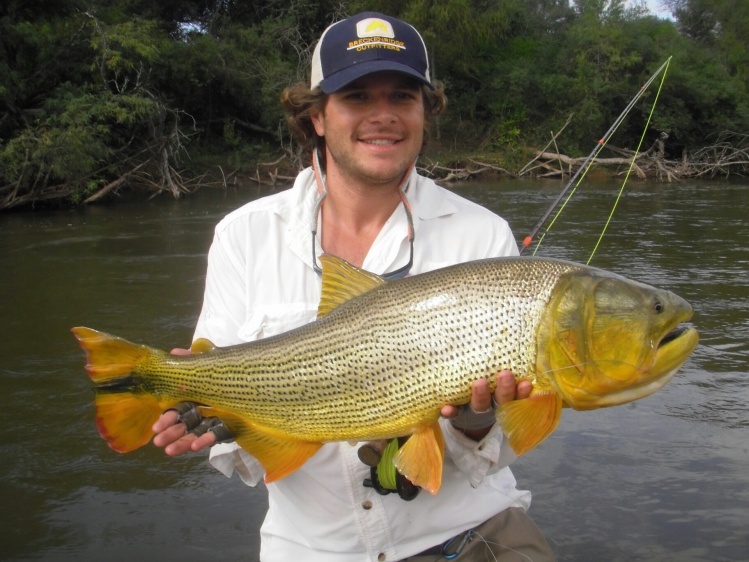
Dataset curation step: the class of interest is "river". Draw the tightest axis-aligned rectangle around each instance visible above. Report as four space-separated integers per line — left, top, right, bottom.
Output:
1 178 747 561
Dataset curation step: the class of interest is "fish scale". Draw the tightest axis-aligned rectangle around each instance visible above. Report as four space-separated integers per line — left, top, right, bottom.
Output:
131 258 577 441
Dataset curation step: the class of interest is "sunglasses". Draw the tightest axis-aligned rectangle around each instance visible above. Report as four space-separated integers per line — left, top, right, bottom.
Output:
310 149 415 280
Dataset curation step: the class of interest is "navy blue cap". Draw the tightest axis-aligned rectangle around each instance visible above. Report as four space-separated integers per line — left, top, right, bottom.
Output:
310 12 433 94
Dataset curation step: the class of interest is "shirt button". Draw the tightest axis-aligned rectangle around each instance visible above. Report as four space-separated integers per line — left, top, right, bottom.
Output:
362 500 373 510
377 553 386 561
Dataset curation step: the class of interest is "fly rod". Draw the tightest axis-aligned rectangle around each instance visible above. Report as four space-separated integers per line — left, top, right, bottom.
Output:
519 56 673 255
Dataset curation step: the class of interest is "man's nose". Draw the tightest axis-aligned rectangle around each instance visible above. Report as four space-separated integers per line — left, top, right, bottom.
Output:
367 96 397 122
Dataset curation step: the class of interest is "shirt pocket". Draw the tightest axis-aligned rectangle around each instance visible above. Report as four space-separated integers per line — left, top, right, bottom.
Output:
238 302 318 341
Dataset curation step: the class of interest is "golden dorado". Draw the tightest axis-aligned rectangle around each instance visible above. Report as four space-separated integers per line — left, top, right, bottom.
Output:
73 255 698 494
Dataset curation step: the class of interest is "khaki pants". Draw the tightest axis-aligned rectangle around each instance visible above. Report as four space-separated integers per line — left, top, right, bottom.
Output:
401 507 556 562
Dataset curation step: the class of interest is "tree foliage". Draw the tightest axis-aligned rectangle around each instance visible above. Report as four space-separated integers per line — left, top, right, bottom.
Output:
1 0 748 208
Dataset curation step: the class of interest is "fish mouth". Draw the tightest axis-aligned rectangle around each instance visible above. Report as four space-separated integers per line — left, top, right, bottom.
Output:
654 323 699 370
659 325 692 347
594 324 699 407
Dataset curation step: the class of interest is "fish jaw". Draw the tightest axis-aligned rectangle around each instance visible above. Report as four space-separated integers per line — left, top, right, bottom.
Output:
588 324 698 407
537 269 699 411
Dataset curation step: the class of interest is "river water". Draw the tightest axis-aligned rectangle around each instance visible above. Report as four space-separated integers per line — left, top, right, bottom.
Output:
1 178 747 561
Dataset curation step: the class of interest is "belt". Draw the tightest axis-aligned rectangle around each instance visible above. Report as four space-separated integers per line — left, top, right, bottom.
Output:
416 529 474 559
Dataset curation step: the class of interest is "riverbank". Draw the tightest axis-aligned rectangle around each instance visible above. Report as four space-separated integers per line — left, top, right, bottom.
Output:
3 135 747 212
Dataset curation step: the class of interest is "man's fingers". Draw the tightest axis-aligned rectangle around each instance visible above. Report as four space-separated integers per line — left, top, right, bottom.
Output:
494 370 517 406
441 404 458 418
164 433 199 456
152 410 180 433
442 371 531 419
516 379 532 400
152 419 187 449
469 378 492 413
191 431 217 452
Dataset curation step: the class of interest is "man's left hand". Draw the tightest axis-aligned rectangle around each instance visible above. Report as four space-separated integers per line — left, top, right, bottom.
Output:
441 370 531 440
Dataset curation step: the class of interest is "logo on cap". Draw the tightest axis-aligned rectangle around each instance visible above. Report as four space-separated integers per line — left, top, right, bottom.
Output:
349 17 406 53
356 18 395 38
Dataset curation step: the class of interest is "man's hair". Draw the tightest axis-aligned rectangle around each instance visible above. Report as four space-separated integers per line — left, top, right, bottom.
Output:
280 80 448 164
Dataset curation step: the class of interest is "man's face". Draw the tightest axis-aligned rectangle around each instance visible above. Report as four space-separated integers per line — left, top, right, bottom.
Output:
311 71 425 189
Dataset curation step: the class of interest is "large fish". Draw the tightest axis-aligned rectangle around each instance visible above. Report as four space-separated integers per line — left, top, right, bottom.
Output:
73 256 698 494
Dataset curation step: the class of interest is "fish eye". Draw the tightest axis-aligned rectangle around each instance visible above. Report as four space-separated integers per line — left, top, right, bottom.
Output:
653 300 664 313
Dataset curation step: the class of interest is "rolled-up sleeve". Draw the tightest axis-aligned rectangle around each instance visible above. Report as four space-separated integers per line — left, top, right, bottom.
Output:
440 419 518 487
209 442 265 486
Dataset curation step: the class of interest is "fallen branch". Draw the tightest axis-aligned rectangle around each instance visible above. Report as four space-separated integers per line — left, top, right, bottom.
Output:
84 162 147 203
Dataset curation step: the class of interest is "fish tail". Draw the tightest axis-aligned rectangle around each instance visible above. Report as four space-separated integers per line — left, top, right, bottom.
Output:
72 327 169 453
72 326 153 383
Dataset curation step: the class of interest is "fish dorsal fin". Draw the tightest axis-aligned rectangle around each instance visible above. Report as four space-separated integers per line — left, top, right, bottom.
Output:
190 338 216 354
317 254 386 318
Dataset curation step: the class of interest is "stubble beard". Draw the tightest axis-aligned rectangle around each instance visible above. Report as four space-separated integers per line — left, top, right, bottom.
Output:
326 140 420 190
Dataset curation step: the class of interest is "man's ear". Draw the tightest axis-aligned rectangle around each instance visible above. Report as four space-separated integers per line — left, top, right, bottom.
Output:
310 109 325 137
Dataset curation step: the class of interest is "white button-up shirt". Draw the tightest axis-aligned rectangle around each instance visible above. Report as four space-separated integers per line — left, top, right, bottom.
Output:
194 167 531 562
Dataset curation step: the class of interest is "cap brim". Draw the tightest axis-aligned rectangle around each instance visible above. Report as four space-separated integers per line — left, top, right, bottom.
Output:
318 61 433 94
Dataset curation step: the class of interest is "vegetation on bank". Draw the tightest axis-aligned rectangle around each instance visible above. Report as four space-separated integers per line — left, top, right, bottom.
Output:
1 0 748 209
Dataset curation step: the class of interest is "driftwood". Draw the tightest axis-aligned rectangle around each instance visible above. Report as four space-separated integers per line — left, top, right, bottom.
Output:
518 131 749 182
416 157 517 182
4 126 747 209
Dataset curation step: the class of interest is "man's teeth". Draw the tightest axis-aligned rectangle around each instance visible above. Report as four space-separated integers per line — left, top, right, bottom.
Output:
363 139 397 145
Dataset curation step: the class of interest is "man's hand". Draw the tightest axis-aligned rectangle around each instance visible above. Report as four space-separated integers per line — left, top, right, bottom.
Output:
151 347 220 456
441 370 531 441
152 409 218 456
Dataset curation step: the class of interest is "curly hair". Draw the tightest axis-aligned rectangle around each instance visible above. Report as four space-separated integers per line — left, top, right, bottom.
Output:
280 80 448 166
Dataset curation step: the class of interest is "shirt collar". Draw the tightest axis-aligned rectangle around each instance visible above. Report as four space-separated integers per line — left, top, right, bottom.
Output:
277 167 459 274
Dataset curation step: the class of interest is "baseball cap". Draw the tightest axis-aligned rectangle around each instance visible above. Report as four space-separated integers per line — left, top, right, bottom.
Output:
310 12 433 94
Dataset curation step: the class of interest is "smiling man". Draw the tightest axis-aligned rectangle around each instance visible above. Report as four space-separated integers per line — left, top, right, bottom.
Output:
152 11 555 562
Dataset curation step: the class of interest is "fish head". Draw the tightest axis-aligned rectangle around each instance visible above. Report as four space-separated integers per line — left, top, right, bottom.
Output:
538 268 699 410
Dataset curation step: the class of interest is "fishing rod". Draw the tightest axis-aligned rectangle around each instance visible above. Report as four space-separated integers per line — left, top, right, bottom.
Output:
519 56 673 256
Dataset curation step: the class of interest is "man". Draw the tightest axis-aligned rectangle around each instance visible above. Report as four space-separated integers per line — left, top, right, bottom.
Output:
153 11 555 561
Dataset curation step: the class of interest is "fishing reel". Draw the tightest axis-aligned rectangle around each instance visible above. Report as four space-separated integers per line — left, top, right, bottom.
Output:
360 437 420 501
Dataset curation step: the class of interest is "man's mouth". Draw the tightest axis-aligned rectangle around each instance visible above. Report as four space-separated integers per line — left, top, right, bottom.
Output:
361 139 399 146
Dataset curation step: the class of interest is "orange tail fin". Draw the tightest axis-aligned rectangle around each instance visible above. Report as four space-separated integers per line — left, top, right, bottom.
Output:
72 326 152 383
72 327 170 453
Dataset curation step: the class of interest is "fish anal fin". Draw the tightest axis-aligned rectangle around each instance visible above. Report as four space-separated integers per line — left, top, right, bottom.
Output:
190 338 216 354
317 255 386 318
94 390 170 453
393 422 444 495
497 391 563 456
211 409 322 483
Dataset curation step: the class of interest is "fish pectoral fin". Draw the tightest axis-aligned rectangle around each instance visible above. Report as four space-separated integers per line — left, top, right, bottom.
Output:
393 422 444 495
497 391 563 456
213 411 322 483
94 390 169 453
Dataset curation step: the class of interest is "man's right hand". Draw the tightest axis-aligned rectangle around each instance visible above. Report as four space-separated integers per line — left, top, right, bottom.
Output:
151 347 218 456
152 409 217 456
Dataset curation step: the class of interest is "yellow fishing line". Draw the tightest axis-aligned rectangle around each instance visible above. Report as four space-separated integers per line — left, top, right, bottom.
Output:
530 57 673 259
587 58 672 264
